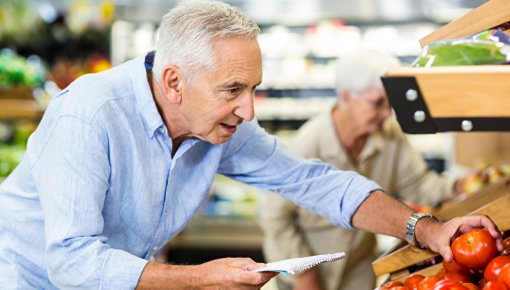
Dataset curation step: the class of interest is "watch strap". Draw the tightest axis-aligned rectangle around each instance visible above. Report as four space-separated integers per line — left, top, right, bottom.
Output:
405 212 433 249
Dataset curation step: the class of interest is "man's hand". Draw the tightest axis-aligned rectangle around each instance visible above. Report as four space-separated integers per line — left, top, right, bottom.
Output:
415 214 503 262
293 269 323 290
137 257 278 289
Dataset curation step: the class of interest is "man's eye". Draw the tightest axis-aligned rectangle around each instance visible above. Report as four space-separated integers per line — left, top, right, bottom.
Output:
228 87 240 95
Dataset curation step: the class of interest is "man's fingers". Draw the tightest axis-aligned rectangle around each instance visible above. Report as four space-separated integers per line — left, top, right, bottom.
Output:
496 238 504 252
478 215 501 238
244 262 266 271
441 248 453 262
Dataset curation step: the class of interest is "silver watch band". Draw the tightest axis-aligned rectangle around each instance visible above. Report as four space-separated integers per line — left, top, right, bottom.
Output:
405 212 433 249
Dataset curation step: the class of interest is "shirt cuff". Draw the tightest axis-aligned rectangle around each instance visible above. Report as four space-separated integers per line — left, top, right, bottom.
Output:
341 178 383 230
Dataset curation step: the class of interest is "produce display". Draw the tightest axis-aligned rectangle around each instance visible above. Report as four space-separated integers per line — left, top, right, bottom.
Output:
378 230 510 290
0 49 44 88
0 145 24 178
0 122 36 178
462 164 510 195
413 29 510 67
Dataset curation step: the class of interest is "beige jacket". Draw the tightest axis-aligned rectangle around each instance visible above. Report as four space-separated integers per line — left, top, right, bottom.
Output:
259 108 456 290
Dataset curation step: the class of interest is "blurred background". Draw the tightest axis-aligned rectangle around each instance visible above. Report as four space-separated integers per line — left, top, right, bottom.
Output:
1 1 502 287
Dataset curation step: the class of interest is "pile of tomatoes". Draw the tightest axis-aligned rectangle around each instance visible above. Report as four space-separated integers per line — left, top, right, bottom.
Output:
379 229 510 290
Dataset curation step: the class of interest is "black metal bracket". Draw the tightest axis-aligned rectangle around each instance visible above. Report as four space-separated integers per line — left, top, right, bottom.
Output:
382 77 436 134
382 76 510 134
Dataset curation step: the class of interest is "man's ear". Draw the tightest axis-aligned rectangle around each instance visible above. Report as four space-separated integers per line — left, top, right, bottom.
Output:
161 65 184 104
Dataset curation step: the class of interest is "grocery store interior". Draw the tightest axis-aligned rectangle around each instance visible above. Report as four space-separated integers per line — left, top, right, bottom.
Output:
2 0 510 289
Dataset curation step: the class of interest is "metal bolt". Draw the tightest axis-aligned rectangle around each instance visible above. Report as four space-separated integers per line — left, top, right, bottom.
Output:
413 110 426 123
406 89 418 101
461 120 473 131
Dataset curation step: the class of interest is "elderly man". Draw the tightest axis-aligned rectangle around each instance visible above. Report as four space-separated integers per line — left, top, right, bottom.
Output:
0 1 502 289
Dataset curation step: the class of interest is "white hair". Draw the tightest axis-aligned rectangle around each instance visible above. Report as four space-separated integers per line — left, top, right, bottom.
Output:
335 50 400 101
153 0 260 84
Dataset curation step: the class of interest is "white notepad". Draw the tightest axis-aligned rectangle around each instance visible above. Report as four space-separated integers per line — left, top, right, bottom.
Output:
252 252 346 275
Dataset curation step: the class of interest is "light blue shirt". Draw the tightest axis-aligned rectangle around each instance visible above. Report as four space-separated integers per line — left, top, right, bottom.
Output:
0 54 381 289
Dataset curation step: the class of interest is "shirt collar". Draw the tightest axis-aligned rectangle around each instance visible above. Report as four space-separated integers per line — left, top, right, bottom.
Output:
359 132 383 162
320 107 343 159
130 53 165 138
319 106 383 164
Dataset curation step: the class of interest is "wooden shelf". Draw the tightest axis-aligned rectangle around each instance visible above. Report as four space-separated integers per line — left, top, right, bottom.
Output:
383 65 510 133
372 189 510 279
420 0 510 47
0 87 33 100
0 87 44 120
0 99 44 120
383 0 510 134
374 0 510 282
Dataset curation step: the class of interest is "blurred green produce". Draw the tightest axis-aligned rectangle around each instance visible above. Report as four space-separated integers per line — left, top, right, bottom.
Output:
0 144 25 178
0 49 44 87
413 29 510 67
0 0 42 44
413 40 508 67
0 121 36 179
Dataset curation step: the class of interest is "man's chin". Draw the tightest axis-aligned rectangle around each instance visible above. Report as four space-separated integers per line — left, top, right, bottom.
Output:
207 135 233 145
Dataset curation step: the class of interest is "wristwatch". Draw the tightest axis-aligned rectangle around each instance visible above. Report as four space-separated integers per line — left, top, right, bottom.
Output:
405 212 434 249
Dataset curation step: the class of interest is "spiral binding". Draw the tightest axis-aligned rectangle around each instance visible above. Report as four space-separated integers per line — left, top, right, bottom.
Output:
286 252 346 275
253 252 346 275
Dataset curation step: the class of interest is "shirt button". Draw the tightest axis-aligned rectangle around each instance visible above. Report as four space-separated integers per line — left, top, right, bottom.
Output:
153 246 159 252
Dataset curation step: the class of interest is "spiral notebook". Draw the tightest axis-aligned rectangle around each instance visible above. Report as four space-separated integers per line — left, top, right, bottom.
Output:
252 252 346 275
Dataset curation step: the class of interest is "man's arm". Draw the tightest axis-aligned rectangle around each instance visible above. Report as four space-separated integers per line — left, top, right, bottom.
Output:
136 258 277 289
352 190 503 261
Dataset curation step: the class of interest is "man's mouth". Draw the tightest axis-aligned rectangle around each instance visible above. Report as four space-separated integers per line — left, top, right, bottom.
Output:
220 123 238 134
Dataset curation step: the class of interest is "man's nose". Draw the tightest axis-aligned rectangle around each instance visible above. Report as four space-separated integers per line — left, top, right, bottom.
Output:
234 93 255 121
380 105 393 119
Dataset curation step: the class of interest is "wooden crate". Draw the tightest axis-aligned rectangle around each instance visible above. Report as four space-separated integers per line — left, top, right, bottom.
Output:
0 87 43 120
372 182 510 282
382 0 510 134
374 0 510 283
0 87 33 99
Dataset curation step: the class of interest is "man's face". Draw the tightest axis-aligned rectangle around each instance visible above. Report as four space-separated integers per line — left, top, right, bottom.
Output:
180 38 262 144
350 87 392 134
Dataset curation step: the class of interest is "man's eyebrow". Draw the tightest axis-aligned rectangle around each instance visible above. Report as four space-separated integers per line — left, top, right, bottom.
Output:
222 81 262 89
222 81 247 89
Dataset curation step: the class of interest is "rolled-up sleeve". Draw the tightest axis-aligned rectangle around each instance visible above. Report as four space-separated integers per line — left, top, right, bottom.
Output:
219 120 382 230
32 116 147 289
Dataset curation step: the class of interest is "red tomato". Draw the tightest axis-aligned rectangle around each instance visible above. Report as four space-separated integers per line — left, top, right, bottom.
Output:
452 229 497 270
481 281 508 290
405 274 426 290
433 279 469 290
418 276 441 290
502 249 510 257
444 259 468 273
444 271 471 283
390 286 408 290
503 238 510 250
437 268 446 279
479 279 487 289
463 282 480 290
484 256 510 282
381 280 404 289
497 264 510 288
